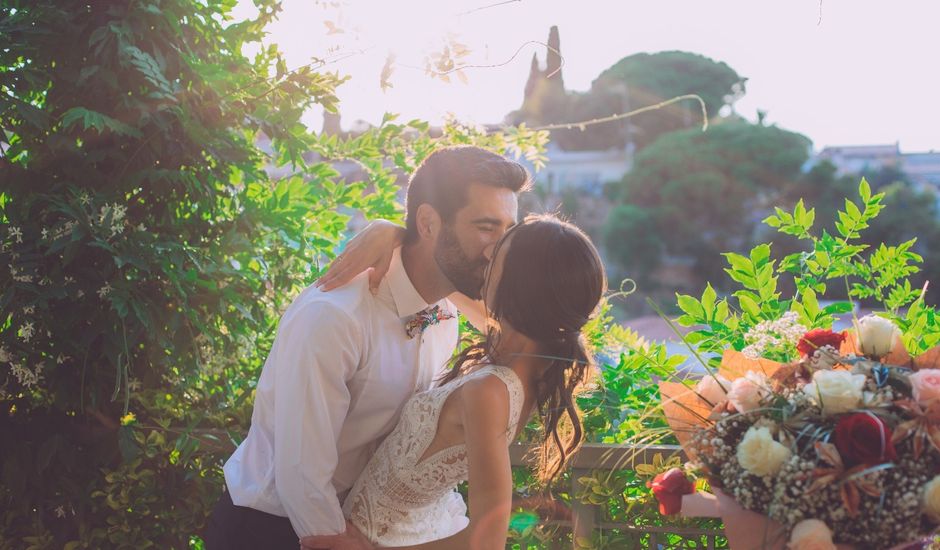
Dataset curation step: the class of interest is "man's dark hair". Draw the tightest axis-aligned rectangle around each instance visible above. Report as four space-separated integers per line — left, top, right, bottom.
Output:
404 146 530 243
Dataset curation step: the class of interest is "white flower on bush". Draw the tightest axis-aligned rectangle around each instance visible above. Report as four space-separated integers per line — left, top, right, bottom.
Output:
788 518 836 550
923 475 940 523
8 226 23 244
695 374 730 405
727 371 769 413
803 369 866 415
856 314 901 358
737 425 791 476
18 321 35 343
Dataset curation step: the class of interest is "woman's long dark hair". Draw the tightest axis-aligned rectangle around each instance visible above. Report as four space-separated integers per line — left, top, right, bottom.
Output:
439 214 606 483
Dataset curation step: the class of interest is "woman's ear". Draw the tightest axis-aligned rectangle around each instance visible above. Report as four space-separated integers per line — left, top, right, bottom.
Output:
415 203 442 241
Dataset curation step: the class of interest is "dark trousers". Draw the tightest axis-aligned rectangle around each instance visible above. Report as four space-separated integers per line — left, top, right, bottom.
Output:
204 490 299 550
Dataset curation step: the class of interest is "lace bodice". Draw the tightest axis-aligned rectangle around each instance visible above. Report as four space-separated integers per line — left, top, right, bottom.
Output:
341 365 525 546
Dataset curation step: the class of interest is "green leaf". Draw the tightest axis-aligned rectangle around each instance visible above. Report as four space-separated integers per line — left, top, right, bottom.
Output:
60 107 143 138
738 294 761 319
701 284 717 319
676 293 705 320
859 177 871 202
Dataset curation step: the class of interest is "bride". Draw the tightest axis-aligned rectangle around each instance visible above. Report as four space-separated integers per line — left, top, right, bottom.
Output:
301 214 606 549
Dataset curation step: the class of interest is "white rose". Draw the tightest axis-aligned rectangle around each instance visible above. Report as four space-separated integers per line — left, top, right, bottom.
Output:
727 371 769 413
695 374 730 405
923 475 940 523
788 518 836 550
803 370 865 415
736 425 791 476
856 314 901 358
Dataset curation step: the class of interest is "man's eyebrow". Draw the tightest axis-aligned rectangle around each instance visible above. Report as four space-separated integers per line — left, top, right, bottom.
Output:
470 217 505 226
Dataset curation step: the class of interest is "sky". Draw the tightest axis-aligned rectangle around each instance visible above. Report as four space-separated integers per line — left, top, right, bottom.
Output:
233 0 940 152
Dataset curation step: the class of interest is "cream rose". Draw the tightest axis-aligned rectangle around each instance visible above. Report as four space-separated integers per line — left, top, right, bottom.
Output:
910 369 940 406
727 371 769 413
923 475 940 522
788 518 836 550
803 370 865 415
736 425 791 476
856 314 901 358
695 374 730 406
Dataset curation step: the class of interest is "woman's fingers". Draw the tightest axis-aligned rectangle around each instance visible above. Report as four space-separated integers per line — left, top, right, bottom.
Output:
315 253 348 289
315 220 402 292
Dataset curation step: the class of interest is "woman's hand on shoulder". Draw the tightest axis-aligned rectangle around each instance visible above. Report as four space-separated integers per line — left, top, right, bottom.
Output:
315 219 405 294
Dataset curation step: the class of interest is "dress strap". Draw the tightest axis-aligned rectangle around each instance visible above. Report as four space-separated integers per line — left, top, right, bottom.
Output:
477 366 525 439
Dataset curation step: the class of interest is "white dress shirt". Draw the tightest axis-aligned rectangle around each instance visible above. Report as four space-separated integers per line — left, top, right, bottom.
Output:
223 247 459 537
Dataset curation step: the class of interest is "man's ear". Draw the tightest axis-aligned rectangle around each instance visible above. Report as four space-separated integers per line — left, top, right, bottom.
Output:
415 203 442 241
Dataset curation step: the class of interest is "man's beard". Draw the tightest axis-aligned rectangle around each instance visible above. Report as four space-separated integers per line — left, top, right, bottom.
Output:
434 225 488 300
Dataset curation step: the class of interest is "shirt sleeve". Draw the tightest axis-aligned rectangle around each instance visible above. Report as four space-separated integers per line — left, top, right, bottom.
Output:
272 299 362 537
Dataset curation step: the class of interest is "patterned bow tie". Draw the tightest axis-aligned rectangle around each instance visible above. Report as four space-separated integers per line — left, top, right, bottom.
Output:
405 305 454 339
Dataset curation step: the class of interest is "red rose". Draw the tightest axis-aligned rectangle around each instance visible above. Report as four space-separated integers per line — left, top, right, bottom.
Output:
647 468 695 515
797 329 847 357
834 412 897 467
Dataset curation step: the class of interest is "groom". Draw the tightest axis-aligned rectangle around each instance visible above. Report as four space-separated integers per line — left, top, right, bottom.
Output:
205 146 530 549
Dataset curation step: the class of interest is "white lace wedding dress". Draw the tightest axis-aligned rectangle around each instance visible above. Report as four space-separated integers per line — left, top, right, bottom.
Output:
341 365 524 546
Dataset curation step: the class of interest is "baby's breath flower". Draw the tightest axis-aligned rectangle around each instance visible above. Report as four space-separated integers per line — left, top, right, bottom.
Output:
742 311 808 359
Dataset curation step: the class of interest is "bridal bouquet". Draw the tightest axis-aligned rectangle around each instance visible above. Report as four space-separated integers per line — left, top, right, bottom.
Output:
657 314 940 549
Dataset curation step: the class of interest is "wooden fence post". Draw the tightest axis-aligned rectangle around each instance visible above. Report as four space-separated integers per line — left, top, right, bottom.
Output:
570 468 596 549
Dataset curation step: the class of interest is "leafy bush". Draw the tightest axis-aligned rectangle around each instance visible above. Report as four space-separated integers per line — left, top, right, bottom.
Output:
0 1 546 548
675 178 940 363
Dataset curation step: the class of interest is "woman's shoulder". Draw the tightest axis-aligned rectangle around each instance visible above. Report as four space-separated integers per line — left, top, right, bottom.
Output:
457 366 523 419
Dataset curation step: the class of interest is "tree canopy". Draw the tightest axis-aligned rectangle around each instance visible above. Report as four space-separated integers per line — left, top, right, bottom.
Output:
530 51 746 151
605 119 811 288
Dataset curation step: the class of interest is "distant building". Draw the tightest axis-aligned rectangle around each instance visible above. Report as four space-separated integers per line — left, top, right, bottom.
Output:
903 152 940 187
518 142 633 196
816 144 901 175
815 143 940 189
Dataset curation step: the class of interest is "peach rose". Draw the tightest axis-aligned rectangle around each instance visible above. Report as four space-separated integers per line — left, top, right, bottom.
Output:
695 374 730 406
727 371 769 413
788 518 836 550
910 369 940 406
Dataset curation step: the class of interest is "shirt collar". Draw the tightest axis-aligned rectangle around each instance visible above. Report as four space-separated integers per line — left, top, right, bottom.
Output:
387 246 433 319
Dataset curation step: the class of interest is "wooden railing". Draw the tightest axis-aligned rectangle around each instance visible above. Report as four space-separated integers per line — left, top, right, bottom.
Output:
509 443 725 549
